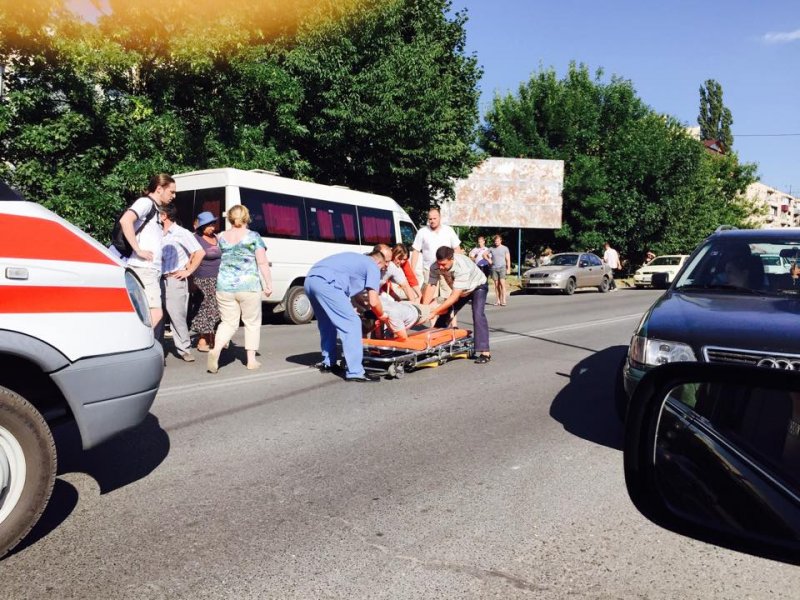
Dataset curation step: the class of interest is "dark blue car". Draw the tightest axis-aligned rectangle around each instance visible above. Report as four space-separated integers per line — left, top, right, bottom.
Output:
621 228 800 415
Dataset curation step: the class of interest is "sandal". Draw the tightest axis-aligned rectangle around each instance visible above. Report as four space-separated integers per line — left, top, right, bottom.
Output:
474 354 491 364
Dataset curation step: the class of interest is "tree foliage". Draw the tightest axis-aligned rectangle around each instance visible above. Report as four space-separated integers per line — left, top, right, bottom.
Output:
698 78 733 151
479 64 756 264
0 0 481 238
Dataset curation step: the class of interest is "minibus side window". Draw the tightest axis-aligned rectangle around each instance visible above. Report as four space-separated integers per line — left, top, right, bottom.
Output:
240 188 307 240
306 199 359 245
174 187 225 229
195 187 225 225
174 190 195 229
358 207 395 245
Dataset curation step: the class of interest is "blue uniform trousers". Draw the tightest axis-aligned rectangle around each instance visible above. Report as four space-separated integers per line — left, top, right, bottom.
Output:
305 275 365 378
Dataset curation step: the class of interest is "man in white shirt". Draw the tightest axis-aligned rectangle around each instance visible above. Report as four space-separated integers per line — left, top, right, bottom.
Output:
410 207 461 299
118 173 176 332
603 241 621 291
160 203 205 362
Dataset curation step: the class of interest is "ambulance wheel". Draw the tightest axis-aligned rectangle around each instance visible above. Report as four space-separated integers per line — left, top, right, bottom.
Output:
284 286 314 325
0 386 57 558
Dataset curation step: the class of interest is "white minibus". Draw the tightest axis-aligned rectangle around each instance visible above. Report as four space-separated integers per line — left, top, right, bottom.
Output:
173 168 417 324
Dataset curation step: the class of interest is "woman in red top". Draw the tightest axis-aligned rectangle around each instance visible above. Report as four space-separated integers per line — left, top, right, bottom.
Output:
393 244 419 295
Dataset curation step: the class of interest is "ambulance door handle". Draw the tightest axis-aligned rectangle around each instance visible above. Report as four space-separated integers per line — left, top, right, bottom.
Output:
5 267 29 280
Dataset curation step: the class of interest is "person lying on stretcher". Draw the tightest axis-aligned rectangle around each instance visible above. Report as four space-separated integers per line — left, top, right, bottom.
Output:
352 291 434 341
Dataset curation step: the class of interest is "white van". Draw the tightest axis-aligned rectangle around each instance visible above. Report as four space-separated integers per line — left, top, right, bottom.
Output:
173 168 417 324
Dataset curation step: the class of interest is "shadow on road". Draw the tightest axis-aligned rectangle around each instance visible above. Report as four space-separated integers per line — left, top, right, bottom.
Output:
54 413 170 493
285 352 324 368
6 480 79 557
549 345 627 450
7 414 170 557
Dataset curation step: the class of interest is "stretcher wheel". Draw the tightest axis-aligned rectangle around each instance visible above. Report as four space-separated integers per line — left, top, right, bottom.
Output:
395 364 406 379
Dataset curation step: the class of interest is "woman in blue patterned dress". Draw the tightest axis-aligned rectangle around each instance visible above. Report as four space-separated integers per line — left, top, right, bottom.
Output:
207 205 272 373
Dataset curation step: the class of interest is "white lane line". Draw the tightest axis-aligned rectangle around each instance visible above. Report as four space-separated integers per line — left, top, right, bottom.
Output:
157 365 312 397
490 313 641 346
157 313 641 396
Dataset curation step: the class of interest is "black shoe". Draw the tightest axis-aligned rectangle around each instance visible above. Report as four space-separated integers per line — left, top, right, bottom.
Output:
474 354 491 364
346 373 381 383
314 361 345 374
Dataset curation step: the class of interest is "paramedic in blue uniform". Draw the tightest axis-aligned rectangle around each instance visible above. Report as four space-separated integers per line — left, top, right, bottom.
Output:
305 249 389 383
421 246 491 364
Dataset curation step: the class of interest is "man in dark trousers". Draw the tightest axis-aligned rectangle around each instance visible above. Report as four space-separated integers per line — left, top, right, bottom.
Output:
305 249 389 383
421 246 491 364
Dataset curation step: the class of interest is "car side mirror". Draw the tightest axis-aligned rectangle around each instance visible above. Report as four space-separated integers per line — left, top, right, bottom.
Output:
624 363 800 565
651 272 670 289
579 261 588 268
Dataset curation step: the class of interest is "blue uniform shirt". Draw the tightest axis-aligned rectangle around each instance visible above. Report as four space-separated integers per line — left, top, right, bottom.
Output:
308 252 381 297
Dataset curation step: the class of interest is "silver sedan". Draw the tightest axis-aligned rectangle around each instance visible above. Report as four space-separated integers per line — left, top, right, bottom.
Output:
520 252 613 295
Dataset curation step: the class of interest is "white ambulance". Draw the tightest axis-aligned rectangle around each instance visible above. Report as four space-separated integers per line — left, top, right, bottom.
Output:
0 186 164 557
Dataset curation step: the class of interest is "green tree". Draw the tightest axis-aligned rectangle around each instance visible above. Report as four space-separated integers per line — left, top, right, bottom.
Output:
698 78 733 151
281 0 482 221
0 0 481 237
479 64 755 264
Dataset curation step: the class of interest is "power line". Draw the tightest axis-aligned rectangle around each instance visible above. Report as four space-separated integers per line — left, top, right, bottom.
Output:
733 133 800 137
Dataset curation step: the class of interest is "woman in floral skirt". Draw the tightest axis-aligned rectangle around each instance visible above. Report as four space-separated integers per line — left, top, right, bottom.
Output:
190 211 222 352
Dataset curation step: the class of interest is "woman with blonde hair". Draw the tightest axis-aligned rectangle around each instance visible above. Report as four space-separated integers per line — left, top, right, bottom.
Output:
207 205 272 373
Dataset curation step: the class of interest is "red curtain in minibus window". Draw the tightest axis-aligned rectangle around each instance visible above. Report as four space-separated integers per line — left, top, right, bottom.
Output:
316 210 334 240
264 203 302 237
342 213 357 242
361 215 392 244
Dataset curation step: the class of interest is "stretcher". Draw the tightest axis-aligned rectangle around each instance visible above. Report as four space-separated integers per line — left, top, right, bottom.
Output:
362 327 474 379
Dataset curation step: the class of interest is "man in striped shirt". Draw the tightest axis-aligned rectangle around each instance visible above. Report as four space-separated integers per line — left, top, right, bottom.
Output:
160 203 205 362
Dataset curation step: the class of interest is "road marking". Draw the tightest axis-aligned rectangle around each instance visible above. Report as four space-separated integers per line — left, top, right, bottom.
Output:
157 365 312 397
157 313 641 397
490 313 641 345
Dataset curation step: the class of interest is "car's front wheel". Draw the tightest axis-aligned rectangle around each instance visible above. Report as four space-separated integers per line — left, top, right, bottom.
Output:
0 386 57 558
598 276 610 293
564 278 576 295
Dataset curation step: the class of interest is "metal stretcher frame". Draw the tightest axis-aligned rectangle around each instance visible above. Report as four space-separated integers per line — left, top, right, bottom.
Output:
362 327 474 379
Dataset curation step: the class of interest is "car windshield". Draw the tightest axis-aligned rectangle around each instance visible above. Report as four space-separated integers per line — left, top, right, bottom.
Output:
649 256 682 266
674 238 800 296
550 253 579 266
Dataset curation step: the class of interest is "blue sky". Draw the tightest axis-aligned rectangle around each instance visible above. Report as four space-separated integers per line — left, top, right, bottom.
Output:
450 0 799 194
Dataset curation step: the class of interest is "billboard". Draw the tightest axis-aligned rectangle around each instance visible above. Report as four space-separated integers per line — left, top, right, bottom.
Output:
439 157 564 229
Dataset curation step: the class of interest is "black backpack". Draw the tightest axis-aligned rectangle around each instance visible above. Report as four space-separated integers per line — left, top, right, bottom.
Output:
110 199 158 258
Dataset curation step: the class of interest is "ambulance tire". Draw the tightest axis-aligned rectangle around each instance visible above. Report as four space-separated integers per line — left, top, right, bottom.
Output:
283 285 314 325
0 386 57 558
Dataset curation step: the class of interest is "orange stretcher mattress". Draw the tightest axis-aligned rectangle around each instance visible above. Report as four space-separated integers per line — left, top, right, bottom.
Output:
363 327 471 352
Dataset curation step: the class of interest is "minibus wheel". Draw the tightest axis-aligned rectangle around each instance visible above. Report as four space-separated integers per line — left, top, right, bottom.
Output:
284 285 314 325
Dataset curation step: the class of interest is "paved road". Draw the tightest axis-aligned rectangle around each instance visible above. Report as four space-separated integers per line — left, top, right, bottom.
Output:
3 288 799 599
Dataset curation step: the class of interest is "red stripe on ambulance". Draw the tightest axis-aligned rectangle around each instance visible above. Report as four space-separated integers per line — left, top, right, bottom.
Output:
0 214 118 265
0 286 132 313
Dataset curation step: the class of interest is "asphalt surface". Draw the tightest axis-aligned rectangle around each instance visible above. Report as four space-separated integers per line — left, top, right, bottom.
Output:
2 287 799 599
